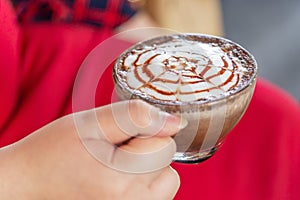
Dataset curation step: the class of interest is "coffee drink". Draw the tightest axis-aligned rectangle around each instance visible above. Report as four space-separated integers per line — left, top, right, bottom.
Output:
113 34 257 163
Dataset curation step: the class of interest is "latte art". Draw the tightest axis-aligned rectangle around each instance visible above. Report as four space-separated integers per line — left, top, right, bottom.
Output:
115 34 255 103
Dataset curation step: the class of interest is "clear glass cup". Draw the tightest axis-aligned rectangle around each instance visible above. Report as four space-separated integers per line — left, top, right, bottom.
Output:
113 33 257 163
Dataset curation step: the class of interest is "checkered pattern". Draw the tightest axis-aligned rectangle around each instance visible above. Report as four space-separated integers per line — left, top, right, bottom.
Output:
12 0 137 28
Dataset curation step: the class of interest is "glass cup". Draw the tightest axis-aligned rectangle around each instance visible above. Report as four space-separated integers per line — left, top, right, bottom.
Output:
113 33 257 163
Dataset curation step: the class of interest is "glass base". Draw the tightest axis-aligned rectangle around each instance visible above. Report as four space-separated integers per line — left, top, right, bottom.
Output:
172 146 219 164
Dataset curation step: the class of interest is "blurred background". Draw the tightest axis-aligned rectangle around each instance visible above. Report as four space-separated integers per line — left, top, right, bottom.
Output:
221 0 300 101
144 0 300 101
12 0 300 100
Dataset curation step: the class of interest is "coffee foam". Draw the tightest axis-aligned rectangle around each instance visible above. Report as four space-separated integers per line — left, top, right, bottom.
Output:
115 34 256 103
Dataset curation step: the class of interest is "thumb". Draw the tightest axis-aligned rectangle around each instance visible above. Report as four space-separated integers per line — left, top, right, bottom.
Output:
72 100 187 173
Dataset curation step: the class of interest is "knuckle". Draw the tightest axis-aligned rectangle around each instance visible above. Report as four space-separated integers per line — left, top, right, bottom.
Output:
128 100 154 126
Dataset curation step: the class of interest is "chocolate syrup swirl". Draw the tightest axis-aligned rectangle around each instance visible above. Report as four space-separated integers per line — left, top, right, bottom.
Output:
115 34 256 103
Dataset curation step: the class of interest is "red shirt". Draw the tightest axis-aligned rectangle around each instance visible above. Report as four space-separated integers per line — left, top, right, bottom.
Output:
12 0 136 28
1 1 300 199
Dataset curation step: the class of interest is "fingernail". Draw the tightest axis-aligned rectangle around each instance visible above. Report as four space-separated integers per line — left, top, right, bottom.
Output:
158 110 174 121
159 111 188 130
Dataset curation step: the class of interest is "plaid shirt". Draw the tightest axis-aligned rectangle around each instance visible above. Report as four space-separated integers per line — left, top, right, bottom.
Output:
12 0 137 28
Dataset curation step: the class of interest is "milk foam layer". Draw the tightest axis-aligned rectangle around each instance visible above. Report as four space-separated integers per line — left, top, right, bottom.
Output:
115 34 256 103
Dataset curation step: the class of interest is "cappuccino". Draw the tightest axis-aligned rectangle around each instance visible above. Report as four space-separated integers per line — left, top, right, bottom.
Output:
113 34 257 163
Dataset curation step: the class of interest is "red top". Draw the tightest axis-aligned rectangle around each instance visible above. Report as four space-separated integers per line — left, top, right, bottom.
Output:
0 0 20 133
1 1 300 199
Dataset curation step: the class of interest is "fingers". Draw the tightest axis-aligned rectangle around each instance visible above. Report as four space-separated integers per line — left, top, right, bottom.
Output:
121 166 180 200
82 134 176 173
71 99 187 173
112 137 176 173
96 99 186 144
150 166 181 200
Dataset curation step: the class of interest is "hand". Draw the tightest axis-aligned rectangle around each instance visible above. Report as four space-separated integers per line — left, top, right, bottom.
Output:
0 100 183 200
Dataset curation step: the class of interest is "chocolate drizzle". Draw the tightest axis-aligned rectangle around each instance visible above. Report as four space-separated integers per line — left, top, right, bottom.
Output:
116 34 256 102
